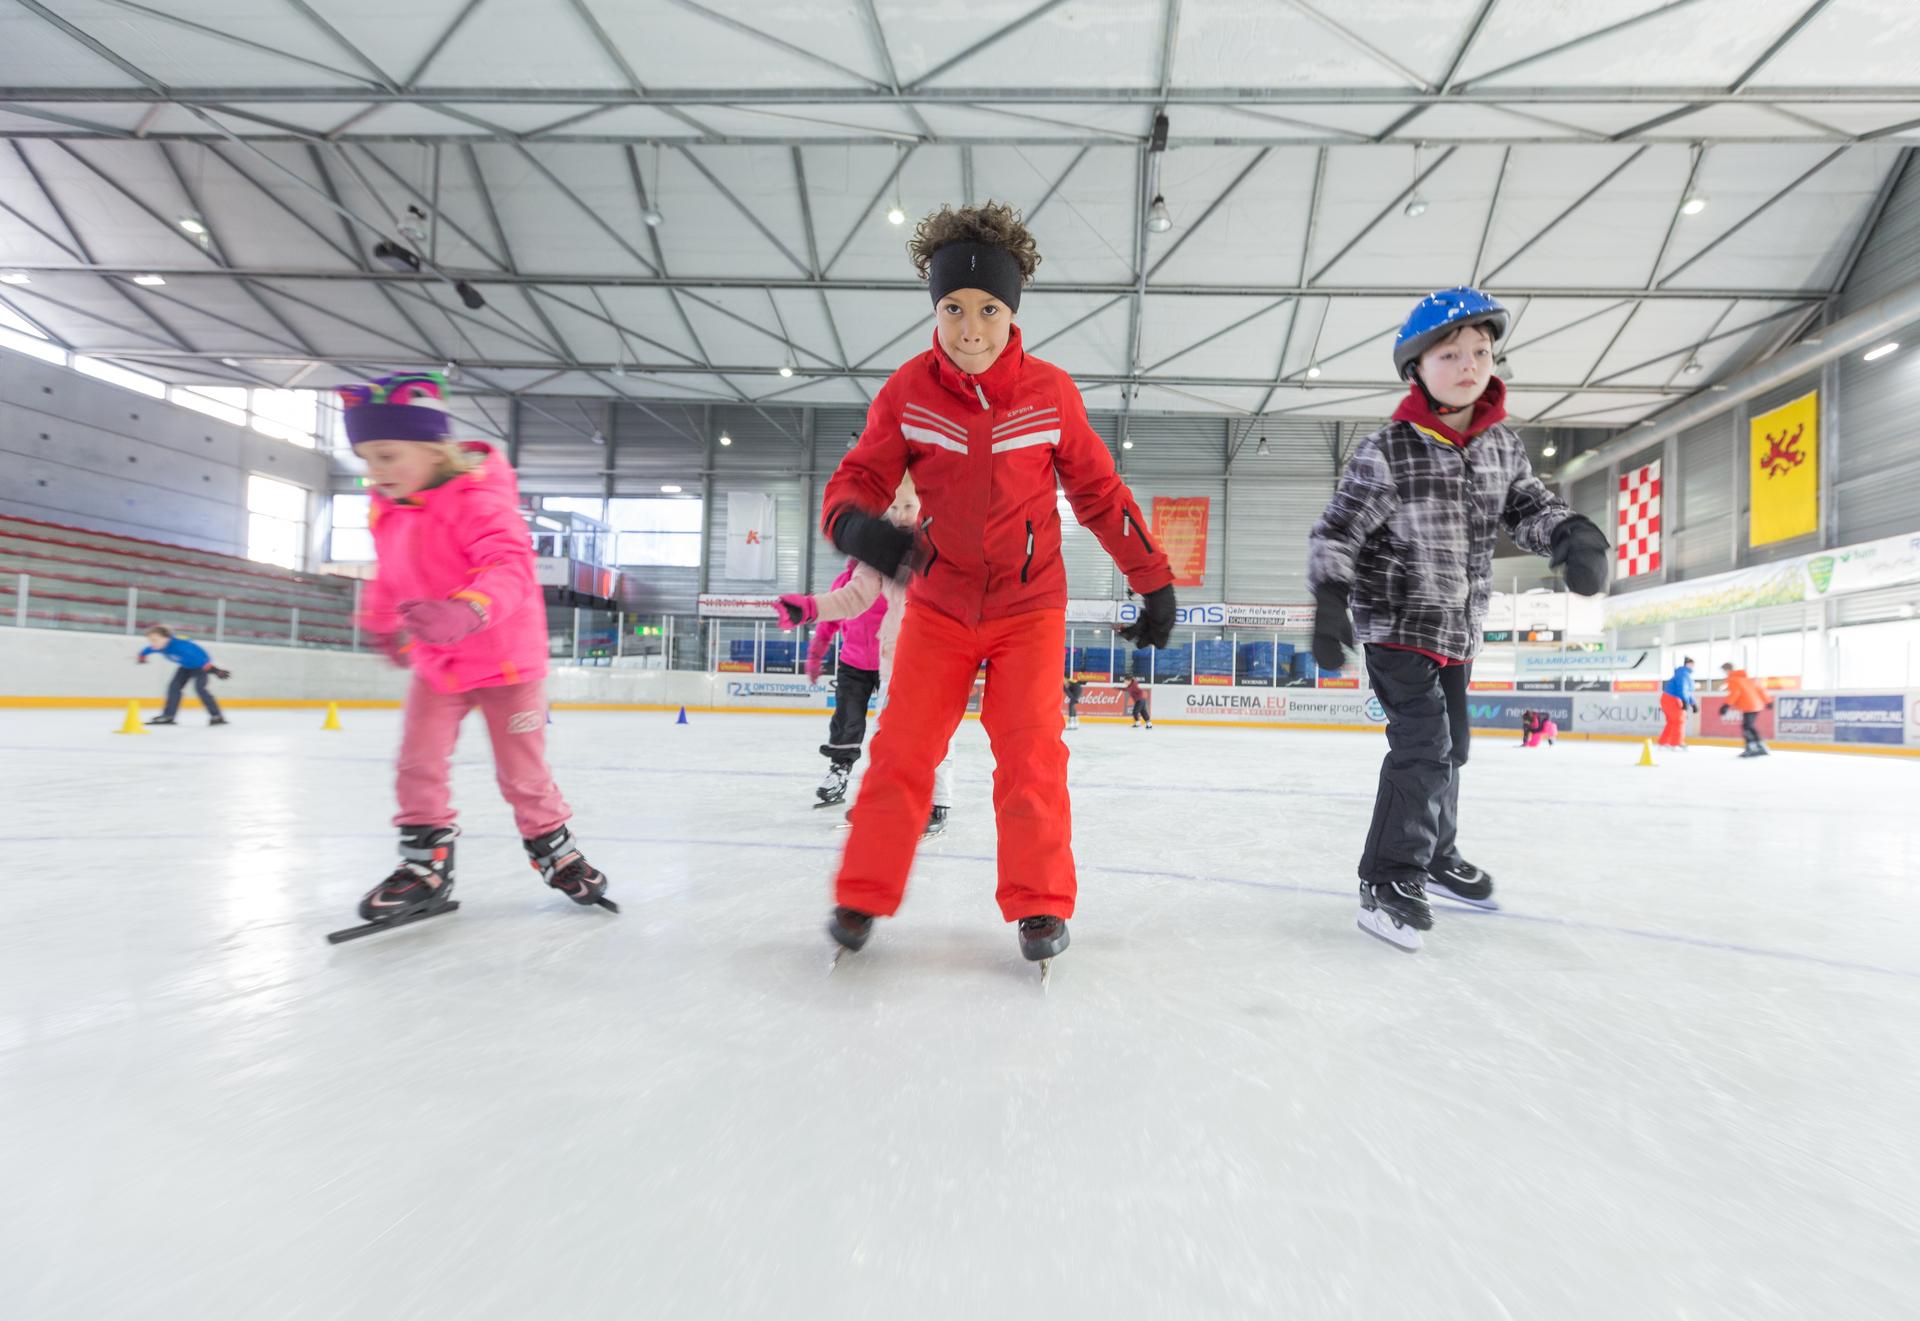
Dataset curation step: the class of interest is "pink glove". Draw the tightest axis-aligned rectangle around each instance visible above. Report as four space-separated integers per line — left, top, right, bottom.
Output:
775 593 818 628
136 652 148 664
399 598 485 646
372 633 412 669
805 632 832 683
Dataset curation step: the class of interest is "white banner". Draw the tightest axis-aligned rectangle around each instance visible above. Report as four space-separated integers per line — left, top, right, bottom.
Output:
1571 693 1668 735
1065 599 1316 630
724 490 777 580
1604 529 1920 630
698 594 777 618
1517 649 1656 675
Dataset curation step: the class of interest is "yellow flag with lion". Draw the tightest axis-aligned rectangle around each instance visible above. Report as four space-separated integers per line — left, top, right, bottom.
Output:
1749 391 1818 546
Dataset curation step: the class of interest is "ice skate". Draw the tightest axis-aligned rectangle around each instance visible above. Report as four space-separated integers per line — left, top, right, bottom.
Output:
328 825 461 944
208 716 229 727
1017 915 1069 986
921 805 949 839
145 715 176 726
525 825 618 913
1427 858 1499 910
828 906 874 967
815 762 851 806
1357 876 1431 953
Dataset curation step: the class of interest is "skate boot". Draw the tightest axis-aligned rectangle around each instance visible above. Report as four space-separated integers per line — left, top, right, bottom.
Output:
208 716 229 726
145 714 176 726
816 762 851 806
829 906 874 953
1357 875 1432 953
1017 915 1070 961
358 825 458 921
524 824 617 912
1427 858 1498 910
922 805 949 839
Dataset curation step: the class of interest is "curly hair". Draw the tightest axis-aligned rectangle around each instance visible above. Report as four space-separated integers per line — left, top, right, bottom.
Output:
908 201 1042 284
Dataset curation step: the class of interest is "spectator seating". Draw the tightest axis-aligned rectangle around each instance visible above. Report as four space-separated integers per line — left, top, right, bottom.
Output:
0 511 357 647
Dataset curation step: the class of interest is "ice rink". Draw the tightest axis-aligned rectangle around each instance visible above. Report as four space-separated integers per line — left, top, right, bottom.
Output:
3 706 1916 1320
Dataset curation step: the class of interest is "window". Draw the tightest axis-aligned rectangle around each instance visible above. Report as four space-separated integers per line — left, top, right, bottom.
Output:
72 355 167 399
540 497 607 521
247 473 308 570
328 493 373 562
250 388 320 447
173 385 248 427
0 301 66 365
608 497 702 567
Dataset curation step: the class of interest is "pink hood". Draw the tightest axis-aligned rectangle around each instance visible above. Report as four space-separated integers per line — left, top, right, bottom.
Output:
360 443 548 692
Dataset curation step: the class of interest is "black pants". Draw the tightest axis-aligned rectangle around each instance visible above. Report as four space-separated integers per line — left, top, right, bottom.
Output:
1359 646 1469 884
1741 710 1765 752
163 665 222 720
1130 699 1150 724
821 664 880 766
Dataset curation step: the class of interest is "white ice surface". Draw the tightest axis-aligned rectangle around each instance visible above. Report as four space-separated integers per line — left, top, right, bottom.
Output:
2 709 1917 1320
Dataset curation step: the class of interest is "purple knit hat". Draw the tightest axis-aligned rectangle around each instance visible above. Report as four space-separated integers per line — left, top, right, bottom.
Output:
338 371 452 445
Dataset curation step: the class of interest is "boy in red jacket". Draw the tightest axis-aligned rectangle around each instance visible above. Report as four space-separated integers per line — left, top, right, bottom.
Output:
819 202 1176 966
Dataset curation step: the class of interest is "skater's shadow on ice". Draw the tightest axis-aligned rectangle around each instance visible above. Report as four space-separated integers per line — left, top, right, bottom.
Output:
747 928 1032 989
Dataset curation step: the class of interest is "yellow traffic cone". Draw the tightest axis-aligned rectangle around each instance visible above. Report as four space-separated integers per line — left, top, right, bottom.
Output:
1637 738 1656 767
321 701 343 731
114 700 147 735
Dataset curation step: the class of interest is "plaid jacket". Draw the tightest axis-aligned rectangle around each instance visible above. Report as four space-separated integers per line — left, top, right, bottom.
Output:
1307 419 1572 661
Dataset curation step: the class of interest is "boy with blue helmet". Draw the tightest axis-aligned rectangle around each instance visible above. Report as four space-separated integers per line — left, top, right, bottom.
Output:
1307 287 1611 952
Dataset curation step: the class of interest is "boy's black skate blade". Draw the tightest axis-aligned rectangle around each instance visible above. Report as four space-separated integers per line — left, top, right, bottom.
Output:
326 900 461 945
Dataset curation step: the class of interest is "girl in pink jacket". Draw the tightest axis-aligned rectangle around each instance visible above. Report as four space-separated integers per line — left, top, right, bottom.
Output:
339 372 614 935
777 476 955 836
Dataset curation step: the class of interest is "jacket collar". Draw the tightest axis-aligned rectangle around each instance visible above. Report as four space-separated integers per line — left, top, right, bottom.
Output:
1392 375 1508 447
928 323 1026 410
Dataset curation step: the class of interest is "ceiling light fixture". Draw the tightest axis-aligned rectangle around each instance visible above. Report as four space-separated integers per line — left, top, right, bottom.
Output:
132 274 166 286
1255 436 1270 456
1863 341 1900 362
0 271 29 285
718 430 732 447
1306 363 1322 379
443 359 459 381
1122 438 1134 450
1682 355 1704 373
1541 441 1557 457
590 430 606 447
1680 196 1708 216
1403 142 1429 219
1146 194 1173 234
779 362 795 378
178 213 208 237
660 484 682 494
643 145 664 226
886 144 906 225
1144 111 1173 234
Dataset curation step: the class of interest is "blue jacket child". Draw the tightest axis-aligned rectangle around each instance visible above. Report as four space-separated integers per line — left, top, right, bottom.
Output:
1662 662 1696 706
138 625 228 726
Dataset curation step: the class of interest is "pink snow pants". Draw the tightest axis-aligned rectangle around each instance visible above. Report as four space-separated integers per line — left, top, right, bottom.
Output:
393 675 570 839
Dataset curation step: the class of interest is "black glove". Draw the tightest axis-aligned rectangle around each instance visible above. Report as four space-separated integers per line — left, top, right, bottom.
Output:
1688 701 1698 714
209 666 231 681
1311 584 1355 672
1719 704 1730 717
1549 514 1611 596
1116 585 1177 650
827 505 925 581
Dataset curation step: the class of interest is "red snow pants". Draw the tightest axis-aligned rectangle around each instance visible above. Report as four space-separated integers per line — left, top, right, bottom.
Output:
836 604 1073 922
1658 692 1687 747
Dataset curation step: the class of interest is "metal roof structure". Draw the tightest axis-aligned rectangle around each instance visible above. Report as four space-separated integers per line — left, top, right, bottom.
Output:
0 0 1915 435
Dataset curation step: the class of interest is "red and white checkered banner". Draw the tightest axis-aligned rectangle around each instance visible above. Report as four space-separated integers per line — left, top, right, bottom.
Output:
1617 460 1663 579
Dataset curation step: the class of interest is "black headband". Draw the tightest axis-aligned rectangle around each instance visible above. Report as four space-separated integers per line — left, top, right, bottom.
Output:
928 242 1024 313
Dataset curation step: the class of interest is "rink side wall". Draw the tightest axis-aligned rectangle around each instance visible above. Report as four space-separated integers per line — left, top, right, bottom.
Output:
4 628 1917 757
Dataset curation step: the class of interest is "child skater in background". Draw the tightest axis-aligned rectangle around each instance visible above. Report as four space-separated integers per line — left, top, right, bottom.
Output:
1308 288 1610 953
1659 656 1697 750
815 200 1175 972
803 559 886 807
777 474 956 839
1062 677 1085 731
332 372 615 940
1720 661 1773 758
137 624 229 726
1124 673 1151 729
